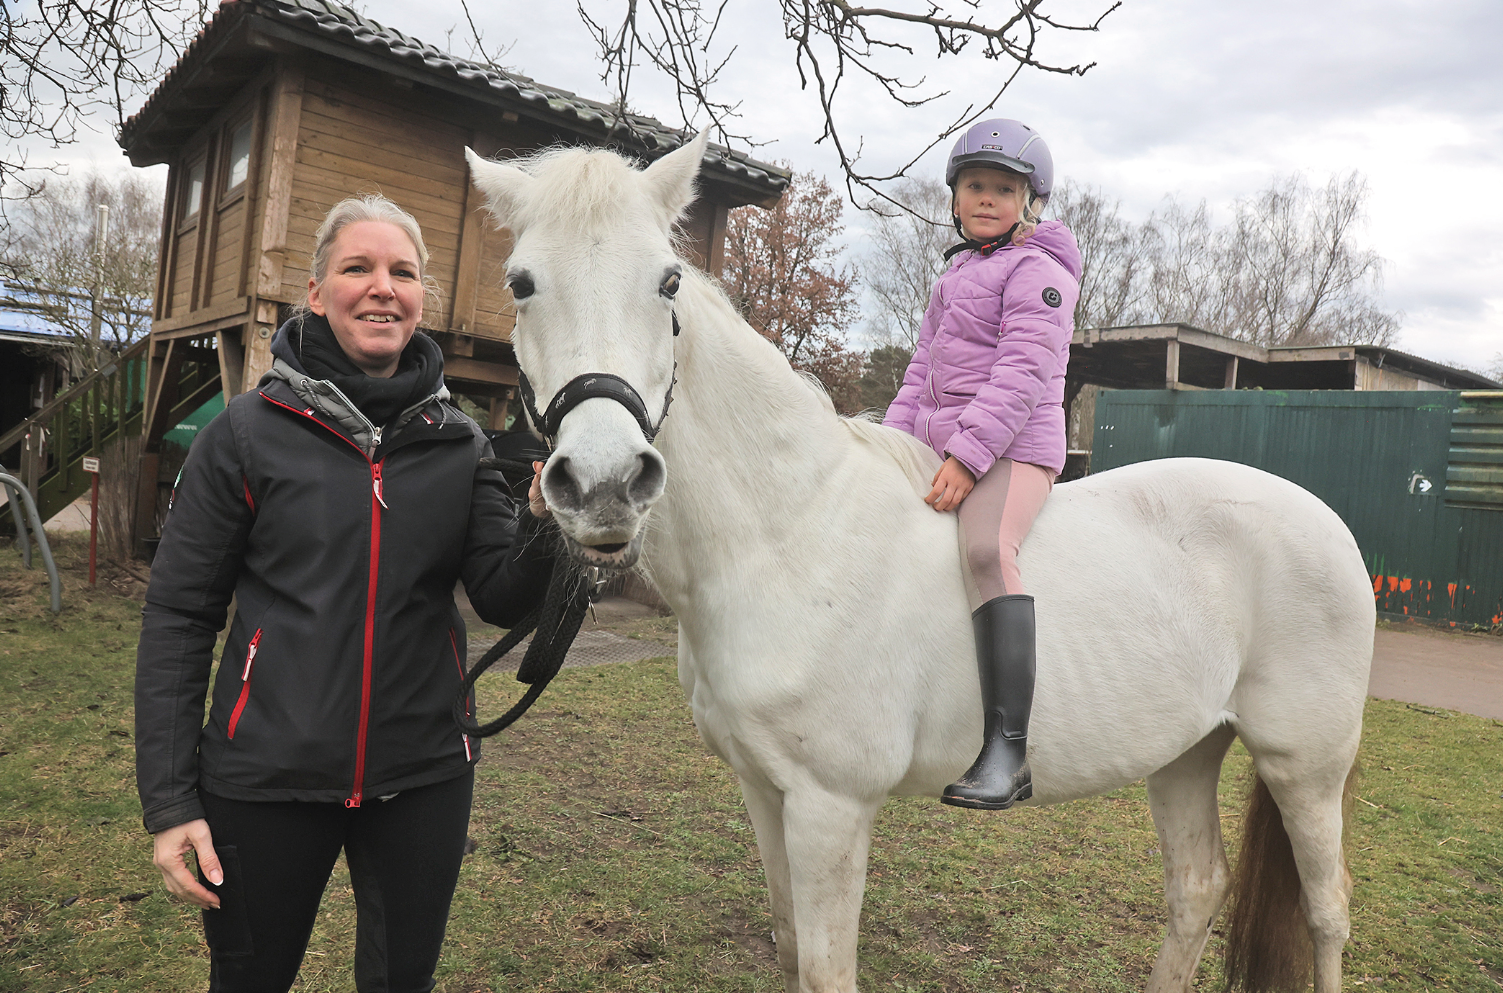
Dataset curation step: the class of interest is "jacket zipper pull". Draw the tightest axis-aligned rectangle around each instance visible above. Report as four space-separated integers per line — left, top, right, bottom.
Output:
372 462 388 509
242 630 261 680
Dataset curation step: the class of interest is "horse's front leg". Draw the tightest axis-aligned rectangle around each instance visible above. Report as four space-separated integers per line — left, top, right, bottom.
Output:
740 776 800 993
780 786 881 993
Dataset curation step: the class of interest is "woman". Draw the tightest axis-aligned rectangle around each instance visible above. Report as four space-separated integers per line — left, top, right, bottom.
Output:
135 194 552 991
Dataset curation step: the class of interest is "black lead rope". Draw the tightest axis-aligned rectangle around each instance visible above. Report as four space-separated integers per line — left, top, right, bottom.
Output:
452 455 595 738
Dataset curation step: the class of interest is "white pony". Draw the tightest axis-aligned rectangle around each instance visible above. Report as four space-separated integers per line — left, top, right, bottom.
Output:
465 135 1374 993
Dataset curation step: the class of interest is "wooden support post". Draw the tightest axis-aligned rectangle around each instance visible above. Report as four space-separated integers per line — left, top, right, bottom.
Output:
680 198 729 275
132 451 160 558
243 301 280 387
1165 339 1181 390
254 67 304 300
133 338 184 553
218 326 247 398
489 391 513 431
1224 355 1239 390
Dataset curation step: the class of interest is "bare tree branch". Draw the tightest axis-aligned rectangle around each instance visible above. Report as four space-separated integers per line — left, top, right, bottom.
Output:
455 0 516 70
576 1 1118 209
578 0 755 147
0 0 209 276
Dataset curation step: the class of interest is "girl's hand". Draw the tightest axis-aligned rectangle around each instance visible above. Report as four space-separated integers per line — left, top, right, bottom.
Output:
926 457 976 512
528 461 551 519
152 819 222 909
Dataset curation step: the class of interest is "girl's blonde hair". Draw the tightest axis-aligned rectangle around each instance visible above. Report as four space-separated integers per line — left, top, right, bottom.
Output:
293 194 442 321
1013 173 1044 246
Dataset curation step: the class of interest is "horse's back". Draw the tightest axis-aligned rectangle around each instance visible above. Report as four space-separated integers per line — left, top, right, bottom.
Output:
1019 458 1374 800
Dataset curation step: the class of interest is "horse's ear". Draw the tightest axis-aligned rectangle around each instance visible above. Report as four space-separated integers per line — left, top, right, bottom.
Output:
641 131 709 229
466 147 535 229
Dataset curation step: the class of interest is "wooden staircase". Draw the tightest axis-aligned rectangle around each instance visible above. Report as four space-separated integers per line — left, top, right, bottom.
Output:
0 336 220 532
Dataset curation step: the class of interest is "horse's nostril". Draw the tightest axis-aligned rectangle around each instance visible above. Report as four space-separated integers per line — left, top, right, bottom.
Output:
544 455 584 512
627 450 666 506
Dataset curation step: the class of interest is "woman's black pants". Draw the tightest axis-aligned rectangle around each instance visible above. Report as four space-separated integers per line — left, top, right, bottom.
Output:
197 769 474 993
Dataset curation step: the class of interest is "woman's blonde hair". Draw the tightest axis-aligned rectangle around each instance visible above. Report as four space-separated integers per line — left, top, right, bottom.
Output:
293 194 441 321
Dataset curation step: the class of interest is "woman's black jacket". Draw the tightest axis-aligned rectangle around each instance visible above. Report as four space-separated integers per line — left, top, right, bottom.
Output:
134 357 552 833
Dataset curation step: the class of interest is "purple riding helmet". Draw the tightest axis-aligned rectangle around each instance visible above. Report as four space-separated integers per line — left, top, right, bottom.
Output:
945 118 1054 202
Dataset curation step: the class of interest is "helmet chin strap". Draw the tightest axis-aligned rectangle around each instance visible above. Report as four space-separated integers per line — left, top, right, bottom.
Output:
944 222 1020 261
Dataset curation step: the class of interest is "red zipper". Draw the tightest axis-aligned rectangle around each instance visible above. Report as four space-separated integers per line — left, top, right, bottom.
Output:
227 628 262 740
260 392 383 809
449 628 472 761
346 456 384 807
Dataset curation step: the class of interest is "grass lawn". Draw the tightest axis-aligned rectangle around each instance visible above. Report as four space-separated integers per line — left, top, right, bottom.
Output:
1 536 1500 991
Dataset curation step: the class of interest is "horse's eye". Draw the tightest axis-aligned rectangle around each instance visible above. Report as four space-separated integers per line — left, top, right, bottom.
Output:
508 273 535 300
660 271 681 299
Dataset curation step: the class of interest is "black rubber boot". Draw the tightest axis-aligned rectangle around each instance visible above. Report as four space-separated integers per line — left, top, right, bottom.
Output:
941 594 1036 810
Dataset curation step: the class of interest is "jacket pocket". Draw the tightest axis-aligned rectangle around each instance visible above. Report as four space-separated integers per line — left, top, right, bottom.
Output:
450 628 473 761
226 628 262 740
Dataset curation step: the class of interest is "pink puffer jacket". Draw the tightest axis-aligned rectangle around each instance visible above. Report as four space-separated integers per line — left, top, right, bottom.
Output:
883 220 1081 477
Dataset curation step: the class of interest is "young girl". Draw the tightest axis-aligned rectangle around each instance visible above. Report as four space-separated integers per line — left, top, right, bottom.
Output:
883 119 1081 810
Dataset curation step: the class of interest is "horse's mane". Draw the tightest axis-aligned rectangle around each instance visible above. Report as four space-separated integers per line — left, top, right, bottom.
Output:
842 417 939 499
677 268 938 500
500 145 657 236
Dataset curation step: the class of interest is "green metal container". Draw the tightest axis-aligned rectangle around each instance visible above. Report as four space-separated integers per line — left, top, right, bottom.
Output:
1093 389 1503 629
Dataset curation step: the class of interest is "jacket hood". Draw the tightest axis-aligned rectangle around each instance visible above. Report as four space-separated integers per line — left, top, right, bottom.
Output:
1024 220 1082 282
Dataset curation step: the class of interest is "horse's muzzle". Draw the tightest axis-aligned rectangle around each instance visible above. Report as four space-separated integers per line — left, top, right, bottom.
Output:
559 529 645 571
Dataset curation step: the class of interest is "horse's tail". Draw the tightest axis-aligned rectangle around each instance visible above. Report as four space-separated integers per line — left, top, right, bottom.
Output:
1222 764 1356 993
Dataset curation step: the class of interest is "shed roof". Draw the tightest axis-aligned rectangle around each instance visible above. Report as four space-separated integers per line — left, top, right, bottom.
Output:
0 282 80 343
118 0 790 207
1070 323 1500 391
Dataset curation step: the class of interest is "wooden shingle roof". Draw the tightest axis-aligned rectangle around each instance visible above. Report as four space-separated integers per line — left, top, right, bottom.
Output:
119 0 790 207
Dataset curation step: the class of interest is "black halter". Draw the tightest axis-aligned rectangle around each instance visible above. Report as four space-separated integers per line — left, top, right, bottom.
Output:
516 312 680 447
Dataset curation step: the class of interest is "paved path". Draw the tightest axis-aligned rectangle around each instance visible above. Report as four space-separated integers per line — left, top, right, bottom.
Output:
1369 624 1503 721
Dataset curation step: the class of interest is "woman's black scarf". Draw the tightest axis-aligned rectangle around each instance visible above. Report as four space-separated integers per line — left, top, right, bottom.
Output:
277 313 443 428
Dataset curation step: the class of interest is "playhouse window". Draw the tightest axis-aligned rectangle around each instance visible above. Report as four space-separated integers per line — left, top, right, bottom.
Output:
227 120 253 190
184 159 205 219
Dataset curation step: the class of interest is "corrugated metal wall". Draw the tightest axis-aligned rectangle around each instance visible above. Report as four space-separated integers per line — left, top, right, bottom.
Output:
1093 389 1503 629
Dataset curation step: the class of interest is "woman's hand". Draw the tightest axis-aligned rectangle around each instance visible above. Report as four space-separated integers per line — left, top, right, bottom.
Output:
152 819 223 909
528 461 551 519
926 456 976 512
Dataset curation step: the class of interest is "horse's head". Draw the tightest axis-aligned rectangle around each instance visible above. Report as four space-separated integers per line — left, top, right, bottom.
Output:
465 133 706 570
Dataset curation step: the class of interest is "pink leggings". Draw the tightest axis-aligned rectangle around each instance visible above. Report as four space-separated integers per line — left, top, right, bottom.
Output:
957 459 1054 601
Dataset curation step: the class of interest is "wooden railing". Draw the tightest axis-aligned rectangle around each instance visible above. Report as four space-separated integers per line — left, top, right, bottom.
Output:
0 338 169 528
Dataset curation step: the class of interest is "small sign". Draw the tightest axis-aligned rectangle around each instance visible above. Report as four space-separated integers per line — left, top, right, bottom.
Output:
82 457 100 473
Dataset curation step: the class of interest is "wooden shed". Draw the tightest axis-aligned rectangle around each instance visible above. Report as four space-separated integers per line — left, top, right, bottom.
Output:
117 0 789 548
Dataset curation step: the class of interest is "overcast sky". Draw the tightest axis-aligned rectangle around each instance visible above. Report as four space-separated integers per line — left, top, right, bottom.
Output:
28 0 1503 372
